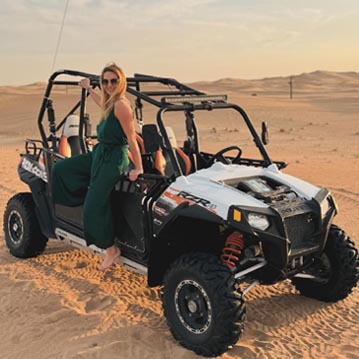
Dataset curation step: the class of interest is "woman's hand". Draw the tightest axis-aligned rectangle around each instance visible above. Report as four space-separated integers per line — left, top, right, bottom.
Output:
79 78 101 107
86 137 98 147
129 168 143 182
79 78 90 90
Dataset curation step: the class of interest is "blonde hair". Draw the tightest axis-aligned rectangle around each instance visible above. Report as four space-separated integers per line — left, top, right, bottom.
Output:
100 62 127 120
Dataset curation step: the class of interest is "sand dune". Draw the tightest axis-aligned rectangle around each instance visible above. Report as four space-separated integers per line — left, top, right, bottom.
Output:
191 70 359 96
0 71 358 358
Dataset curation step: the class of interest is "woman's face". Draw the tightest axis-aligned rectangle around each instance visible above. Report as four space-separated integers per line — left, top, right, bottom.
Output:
102 71 119 96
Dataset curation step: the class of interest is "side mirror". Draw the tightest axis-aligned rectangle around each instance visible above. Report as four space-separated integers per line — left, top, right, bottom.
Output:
261 121 269 145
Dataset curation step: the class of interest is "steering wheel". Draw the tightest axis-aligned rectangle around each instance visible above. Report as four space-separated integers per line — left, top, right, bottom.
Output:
207 146 242 166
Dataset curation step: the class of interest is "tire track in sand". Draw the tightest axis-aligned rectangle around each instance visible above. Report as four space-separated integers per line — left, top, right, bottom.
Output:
231 282 359 359
0 248 167 341
331 187 359 207
0 183 17 195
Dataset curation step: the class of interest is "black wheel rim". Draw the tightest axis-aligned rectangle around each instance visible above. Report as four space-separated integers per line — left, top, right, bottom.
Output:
174 279 212 334
308 253 333 284
7 210 24 245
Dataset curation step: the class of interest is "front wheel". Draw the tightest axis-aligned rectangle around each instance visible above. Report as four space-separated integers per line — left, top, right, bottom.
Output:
3 193 48 258
162 252 246 357
292 225 358 302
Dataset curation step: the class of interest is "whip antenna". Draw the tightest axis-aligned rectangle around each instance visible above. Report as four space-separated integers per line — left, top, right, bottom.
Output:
51 0 70 72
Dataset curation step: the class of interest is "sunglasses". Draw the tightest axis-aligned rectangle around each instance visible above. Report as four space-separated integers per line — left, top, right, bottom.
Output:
102 78 119 86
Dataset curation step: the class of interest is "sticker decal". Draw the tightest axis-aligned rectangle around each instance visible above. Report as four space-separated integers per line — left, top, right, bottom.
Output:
21 157 48 182
177 191 217 209
162 187 218 212
153 218 163 226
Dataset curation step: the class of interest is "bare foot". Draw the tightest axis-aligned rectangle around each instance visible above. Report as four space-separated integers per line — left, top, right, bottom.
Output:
98 246 121 271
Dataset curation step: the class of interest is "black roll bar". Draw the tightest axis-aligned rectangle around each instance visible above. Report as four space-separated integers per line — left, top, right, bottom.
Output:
37 69 274 171
38 69 99 147
78 88 88 153
155 102 273 177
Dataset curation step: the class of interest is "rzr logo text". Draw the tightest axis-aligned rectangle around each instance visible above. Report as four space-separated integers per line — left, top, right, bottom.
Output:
178 191 217 209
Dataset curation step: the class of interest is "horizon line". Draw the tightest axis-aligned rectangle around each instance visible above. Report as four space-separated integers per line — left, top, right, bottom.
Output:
1 69 358 87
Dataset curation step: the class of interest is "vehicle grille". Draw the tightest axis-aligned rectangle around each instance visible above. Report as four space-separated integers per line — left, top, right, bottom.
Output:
284 213 316 250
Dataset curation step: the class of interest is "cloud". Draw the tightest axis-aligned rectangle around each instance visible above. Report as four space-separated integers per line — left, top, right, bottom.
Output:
1 0 358 84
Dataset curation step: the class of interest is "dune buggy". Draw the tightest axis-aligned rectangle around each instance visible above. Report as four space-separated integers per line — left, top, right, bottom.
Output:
3 70 359 357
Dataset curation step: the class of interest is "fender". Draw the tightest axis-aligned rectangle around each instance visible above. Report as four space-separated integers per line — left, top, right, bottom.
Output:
148 203 224 287
18 161 56 238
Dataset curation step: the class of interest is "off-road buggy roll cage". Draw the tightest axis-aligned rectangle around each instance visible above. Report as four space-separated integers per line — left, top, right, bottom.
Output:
37 69 286 179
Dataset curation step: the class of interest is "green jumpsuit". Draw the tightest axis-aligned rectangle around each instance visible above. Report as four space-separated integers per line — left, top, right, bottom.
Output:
51 107 129 249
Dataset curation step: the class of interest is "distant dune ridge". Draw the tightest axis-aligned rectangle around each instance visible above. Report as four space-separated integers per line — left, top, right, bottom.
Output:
1 70 359 95
0 69 358 359
190 70 359 95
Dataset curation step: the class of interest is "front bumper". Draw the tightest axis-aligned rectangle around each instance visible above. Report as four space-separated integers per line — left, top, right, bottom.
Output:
227 188 337 282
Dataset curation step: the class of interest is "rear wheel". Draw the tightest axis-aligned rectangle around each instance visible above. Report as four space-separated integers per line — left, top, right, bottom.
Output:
3 193 48 258
292 225 358 302
162 252 246 357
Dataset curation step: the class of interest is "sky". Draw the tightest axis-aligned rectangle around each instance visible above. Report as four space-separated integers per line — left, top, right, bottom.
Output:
0 0 358 85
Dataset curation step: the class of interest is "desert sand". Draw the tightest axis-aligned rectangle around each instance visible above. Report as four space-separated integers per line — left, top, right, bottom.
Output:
0 70 358 359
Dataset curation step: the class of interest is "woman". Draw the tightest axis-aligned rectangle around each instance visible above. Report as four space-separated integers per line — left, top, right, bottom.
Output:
52 63 143 271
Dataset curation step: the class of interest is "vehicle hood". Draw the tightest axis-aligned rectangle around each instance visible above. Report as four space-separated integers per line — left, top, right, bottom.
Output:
170 163 321 219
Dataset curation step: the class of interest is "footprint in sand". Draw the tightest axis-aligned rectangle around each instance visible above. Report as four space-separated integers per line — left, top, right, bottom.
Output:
85 295 116 313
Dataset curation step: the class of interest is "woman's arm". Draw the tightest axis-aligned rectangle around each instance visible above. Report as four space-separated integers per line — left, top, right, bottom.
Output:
114 99 143 181
79 78 101 107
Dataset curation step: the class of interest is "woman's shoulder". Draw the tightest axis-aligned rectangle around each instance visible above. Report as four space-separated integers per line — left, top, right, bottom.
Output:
114 97 132 116
114 96 130 106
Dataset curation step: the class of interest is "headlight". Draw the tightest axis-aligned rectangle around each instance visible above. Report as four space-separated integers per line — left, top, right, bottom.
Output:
248 213 270 231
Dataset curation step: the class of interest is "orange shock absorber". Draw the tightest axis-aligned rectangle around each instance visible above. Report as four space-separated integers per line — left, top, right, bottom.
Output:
221 232 245 269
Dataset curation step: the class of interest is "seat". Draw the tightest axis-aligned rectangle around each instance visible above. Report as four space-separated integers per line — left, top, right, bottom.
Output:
58 115 82 157
135 132 145 153
165 127 192 176
142 124 166 175
127 132 146 165
141 124 192 176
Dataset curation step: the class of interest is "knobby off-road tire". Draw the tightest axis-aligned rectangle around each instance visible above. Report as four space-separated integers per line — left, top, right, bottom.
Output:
162 252 246 357
292 224 359 302
3 192 48 258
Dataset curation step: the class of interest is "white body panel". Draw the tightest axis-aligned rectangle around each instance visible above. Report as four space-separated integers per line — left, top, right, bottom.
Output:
157 162 321 219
